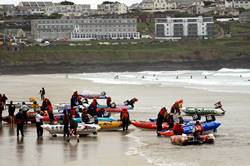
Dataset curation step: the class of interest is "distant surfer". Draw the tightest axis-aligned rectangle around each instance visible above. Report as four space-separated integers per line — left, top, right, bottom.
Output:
190 75 192 79
114 75 119 79
205 75 207 79
176 76 179 79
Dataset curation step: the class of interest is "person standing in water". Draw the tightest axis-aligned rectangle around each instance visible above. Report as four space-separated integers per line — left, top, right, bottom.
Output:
8 101 16 125
15 109 25 137
63 110 70 138
68 116 79 142
20 102 29 125
120 108 130 131
35 111 44 138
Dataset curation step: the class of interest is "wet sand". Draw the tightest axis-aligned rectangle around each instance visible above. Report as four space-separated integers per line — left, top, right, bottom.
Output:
0 74 250 166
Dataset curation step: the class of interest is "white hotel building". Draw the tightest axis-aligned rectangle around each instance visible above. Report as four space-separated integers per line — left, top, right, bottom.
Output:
155 16 215 40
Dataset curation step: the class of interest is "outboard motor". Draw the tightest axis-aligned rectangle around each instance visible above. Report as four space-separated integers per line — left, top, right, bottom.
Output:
205 114 216 122
100 91 106 96
192 114 201 121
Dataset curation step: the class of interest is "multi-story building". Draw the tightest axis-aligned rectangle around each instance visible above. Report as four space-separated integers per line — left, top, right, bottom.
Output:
17 1 55 15
0 5 15 16
155 16 215 40
97 1 128 15
225 0 250 9
154 0 177 10
31 18 140 41
239 12 250 23
139 0 177 11
45 4 91 17
18 1 54 9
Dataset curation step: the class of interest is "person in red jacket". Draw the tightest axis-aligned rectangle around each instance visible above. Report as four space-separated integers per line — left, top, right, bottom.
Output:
193 121 204 140
170 99 183 115
42 98 54 124
173 118 184 135
120 108 130 131
88 98 98 116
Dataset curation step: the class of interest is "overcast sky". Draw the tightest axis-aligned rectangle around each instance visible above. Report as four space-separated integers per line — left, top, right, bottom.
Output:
0 0 142 8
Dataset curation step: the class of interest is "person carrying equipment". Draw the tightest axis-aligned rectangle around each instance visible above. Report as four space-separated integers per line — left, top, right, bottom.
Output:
156 107 168 136
170 99 183 115
120 108 130 131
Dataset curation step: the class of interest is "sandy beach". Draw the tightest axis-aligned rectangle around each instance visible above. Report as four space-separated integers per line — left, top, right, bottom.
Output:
0 74 250 166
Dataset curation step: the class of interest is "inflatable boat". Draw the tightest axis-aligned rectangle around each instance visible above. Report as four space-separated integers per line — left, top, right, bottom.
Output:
96 107 124 113
181 107 225 116
79 91 108 99
98 121 123 130
159 121 221 137
41 123 100 136
171 134 215 145
131 121 169 130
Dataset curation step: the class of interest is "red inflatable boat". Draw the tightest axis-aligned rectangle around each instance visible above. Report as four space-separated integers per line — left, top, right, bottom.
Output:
131 121 169 130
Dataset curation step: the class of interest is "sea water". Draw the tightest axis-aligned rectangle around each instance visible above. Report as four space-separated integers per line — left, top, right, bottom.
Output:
64 68 250 166
67 68 250 94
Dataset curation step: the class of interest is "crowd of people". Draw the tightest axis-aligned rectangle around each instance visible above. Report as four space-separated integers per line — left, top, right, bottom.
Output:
1 89 209 142
156 99 205 141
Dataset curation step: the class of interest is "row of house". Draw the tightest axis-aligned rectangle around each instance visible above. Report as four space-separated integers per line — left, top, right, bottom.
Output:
132 0 250 11
1 0 250 17
30 16 215 41
0 1 128 17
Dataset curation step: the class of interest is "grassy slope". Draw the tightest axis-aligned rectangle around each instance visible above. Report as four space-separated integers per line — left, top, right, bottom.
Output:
0 22 250 66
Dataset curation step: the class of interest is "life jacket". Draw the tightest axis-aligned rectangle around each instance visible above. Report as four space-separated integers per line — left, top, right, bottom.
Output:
121 110 129 119
195 125 204 133
47 105 53 113
70 108 77 118
173 123 184 135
